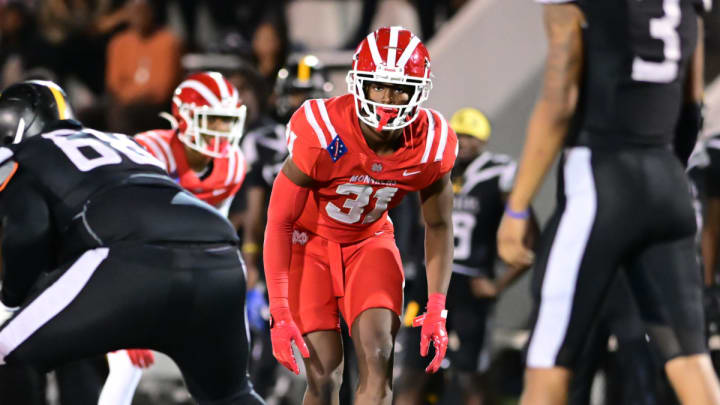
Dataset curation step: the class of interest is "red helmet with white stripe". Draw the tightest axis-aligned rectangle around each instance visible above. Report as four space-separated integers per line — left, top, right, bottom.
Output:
346 26 432 131
171 71 247 158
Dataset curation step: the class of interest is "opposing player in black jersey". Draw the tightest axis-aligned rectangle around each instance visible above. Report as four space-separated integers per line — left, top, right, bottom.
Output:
0 81 264 405
498 1 719 404
395 108 538 405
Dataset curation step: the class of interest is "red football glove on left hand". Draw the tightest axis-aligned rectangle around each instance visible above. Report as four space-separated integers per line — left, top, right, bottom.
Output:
125 349 155 369
412 293 448 374
270 306 310 375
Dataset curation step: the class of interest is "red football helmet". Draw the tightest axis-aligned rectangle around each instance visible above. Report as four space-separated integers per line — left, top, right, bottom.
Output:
171 71 247 158
346 26 432 131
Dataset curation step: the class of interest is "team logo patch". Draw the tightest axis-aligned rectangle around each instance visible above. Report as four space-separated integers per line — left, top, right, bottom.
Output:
292 230 308 245
371 162 383 172
326 136 347 162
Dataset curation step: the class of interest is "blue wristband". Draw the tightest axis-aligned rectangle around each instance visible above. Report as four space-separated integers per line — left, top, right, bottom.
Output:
505 204 530 219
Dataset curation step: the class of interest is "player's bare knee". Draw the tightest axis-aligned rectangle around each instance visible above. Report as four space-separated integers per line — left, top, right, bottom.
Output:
357 334 394 372
306 363 343 398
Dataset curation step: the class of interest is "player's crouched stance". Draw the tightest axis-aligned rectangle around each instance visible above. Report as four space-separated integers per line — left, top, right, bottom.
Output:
0 81 264 405
263 27 457 404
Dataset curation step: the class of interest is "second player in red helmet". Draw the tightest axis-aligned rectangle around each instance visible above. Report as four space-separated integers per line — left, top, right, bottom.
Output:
135 71 248 215
264 26 457 404
100 71 250 405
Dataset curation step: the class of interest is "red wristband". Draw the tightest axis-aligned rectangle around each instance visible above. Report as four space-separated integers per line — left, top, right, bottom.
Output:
427 293 446 313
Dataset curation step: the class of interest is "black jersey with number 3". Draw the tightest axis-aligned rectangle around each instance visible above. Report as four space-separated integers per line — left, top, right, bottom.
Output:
569 0 704 146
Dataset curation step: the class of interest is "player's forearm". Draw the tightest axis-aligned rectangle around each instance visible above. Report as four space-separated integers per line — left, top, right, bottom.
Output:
507 101 571 211
508 4 583 212
424 223 453 295
263 172 308 309
685 17 704 105
702 198 720 286
421 175 454 295
496 265 529 294
242 187 267 268
702 228 718 286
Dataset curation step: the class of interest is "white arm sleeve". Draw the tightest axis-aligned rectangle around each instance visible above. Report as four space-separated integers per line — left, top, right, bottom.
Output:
98 351 143 405
499 161 518 194
217 194 235 218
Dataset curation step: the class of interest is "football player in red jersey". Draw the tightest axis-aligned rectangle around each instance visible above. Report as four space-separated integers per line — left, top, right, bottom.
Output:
134 71 248 216
263 26 457 404
99 71 248 404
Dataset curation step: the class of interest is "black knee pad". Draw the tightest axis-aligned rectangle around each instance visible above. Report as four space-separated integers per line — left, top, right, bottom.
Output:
648 323 707 363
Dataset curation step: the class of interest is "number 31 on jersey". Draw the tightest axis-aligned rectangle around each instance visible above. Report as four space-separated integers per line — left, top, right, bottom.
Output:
326 184 398 224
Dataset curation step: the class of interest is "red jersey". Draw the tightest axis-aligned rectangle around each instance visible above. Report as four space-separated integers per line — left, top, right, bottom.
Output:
287 94 457 243
134 129 246 209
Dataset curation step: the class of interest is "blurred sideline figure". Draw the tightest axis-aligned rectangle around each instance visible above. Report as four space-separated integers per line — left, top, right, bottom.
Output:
497 1 720 404
395 108 538 405
273 54 334 125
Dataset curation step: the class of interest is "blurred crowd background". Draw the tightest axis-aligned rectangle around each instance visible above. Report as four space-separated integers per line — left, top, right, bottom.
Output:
2 0 720 404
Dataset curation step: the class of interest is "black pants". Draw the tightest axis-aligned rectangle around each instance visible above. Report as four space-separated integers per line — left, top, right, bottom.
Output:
528 146 705 369
0 243 264 405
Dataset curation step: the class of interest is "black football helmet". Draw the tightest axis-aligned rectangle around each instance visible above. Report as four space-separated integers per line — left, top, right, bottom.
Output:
0 80 76 145
274 55 333 123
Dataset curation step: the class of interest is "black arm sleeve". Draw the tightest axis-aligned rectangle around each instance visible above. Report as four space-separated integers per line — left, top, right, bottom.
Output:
1 170 55 307
706 146 720 198
674 102 704 167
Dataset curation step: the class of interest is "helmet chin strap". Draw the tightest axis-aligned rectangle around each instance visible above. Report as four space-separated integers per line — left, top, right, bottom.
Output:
375 106 399 132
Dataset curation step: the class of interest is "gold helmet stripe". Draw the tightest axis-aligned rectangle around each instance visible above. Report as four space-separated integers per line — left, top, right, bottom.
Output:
298 58 311 82
28 80 69 119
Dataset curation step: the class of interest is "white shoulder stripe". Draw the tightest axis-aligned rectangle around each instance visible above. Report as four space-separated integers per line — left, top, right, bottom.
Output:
0 147 13 166
316 99 338 140
303 100 329 148
433 110 449 162
146 132 176 173
225 149 236 186
462 166 507 193
136 135 168 168
420 109 435 164
177 80 221 107
234 150 246 184
366 32 384 67
396 36 421 70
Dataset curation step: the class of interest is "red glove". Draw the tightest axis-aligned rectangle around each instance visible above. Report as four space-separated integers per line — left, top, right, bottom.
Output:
126 349 154 369
412 293 448 374
270 307 310 374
